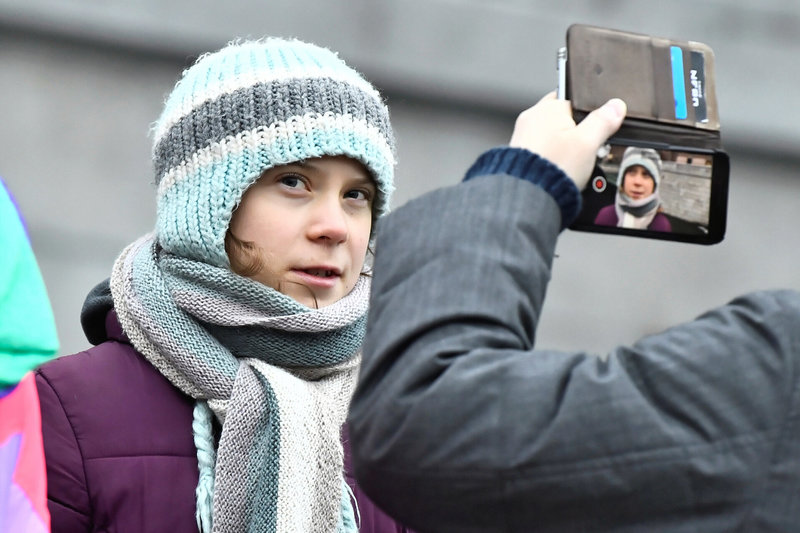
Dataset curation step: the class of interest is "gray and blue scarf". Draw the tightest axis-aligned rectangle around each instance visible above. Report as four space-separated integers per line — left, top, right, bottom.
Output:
110 234 367 532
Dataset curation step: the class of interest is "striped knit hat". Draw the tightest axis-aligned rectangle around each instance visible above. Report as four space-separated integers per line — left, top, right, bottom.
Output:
617 146 661 190
151 38 396 268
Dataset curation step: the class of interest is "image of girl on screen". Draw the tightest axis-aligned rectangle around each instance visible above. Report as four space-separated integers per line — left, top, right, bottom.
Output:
594 146 672 232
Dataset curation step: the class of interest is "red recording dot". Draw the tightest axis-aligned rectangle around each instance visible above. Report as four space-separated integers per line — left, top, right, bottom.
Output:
592 176 607 193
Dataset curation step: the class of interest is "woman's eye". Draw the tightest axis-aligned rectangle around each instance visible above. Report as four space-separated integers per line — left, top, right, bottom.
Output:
345 189 372 202
279 175 305 189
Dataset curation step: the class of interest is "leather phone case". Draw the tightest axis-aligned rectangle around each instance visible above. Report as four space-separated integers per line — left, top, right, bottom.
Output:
566 24 723 150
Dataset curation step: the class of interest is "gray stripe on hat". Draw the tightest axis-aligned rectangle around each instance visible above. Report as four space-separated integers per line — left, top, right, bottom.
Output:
153 78 393 183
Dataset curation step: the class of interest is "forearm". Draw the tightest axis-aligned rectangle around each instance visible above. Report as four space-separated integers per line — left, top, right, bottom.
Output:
351 148 574 465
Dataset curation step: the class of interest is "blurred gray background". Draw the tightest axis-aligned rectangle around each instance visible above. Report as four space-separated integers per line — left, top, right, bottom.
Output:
1 0 798 357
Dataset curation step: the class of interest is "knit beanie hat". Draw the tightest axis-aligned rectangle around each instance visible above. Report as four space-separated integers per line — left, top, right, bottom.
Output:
151 38 396 268
617 146 661 190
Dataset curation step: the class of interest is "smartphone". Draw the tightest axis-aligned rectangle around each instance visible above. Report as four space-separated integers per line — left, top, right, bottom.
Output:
557 25 729 245
570 140 729 244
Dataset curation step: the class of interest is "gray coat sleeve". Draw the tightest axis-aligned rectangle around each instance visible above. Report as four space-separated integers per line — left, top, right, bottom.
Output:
348 175 800 533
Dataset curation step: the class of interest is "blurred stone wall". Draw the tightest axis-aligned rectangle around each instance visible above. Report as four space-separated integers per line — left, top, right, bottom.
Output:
661 162 711 224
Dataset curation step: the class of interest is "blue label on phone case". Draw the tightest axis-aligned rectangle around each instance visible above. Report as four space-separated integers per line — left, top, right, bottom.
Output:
670 46 688 120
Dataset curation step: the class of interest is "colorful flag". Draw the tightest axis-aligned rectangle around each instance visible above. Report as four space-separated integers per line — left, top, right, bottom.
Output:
0 178 59 532
1 374 49 533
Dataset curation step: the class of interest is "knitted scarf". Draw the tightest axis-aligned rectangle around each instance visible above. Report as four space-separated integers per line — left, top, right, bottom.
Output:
614 191 660 229
110 233 367 533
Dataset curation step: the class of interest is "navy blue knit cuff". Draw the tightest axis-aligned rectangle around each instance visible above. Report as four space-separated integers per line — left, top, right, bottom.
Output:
463 147 582 229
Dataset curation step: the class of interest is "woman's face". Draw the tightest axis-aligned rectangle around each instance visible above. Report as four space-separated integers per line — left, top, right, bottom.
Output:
622 165 655 200
228 156 375 308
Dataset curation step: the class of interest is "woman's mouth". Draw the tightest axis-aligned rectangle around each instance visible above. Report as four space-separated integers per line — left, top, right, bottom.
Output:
304 268 336 277
292 267 341 288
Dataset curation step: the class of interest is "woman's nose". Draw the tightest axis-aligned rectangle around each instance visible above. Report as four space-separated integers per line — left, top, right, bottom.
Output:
307 198 348 243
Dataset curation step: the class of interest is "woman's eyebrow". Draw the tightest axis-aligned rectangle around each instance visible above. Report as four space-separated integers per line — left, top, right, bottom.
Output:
288 160 325 173
300 161 374 182
351 175 376 187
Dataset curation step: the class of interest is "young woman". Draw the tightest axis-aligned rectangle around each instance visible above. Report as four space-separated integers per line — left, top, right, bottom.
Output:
35 38 412 533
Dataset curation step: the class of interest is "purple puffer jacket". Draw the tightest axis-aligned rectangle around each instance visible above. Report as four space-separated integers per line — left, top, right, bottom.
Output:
36 308 412 533
593 204 672 232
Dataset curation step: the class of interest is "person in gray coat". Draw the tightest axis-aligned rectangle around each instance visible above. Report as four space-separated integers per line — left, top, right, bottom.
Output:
348 92 800 533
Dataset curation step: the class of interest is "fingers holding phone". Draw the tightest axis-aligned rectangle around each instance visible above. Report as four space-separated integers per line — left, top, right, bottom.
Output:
509 92 626 191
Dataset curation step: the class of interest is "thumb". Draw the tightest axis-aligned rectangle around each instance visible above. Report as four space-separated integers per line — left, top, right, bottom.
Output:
575 98 627 148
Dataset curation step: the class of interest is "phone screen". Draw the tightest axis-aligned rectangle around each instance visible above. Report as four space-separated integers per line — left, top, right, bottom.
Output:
570 141 729 244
